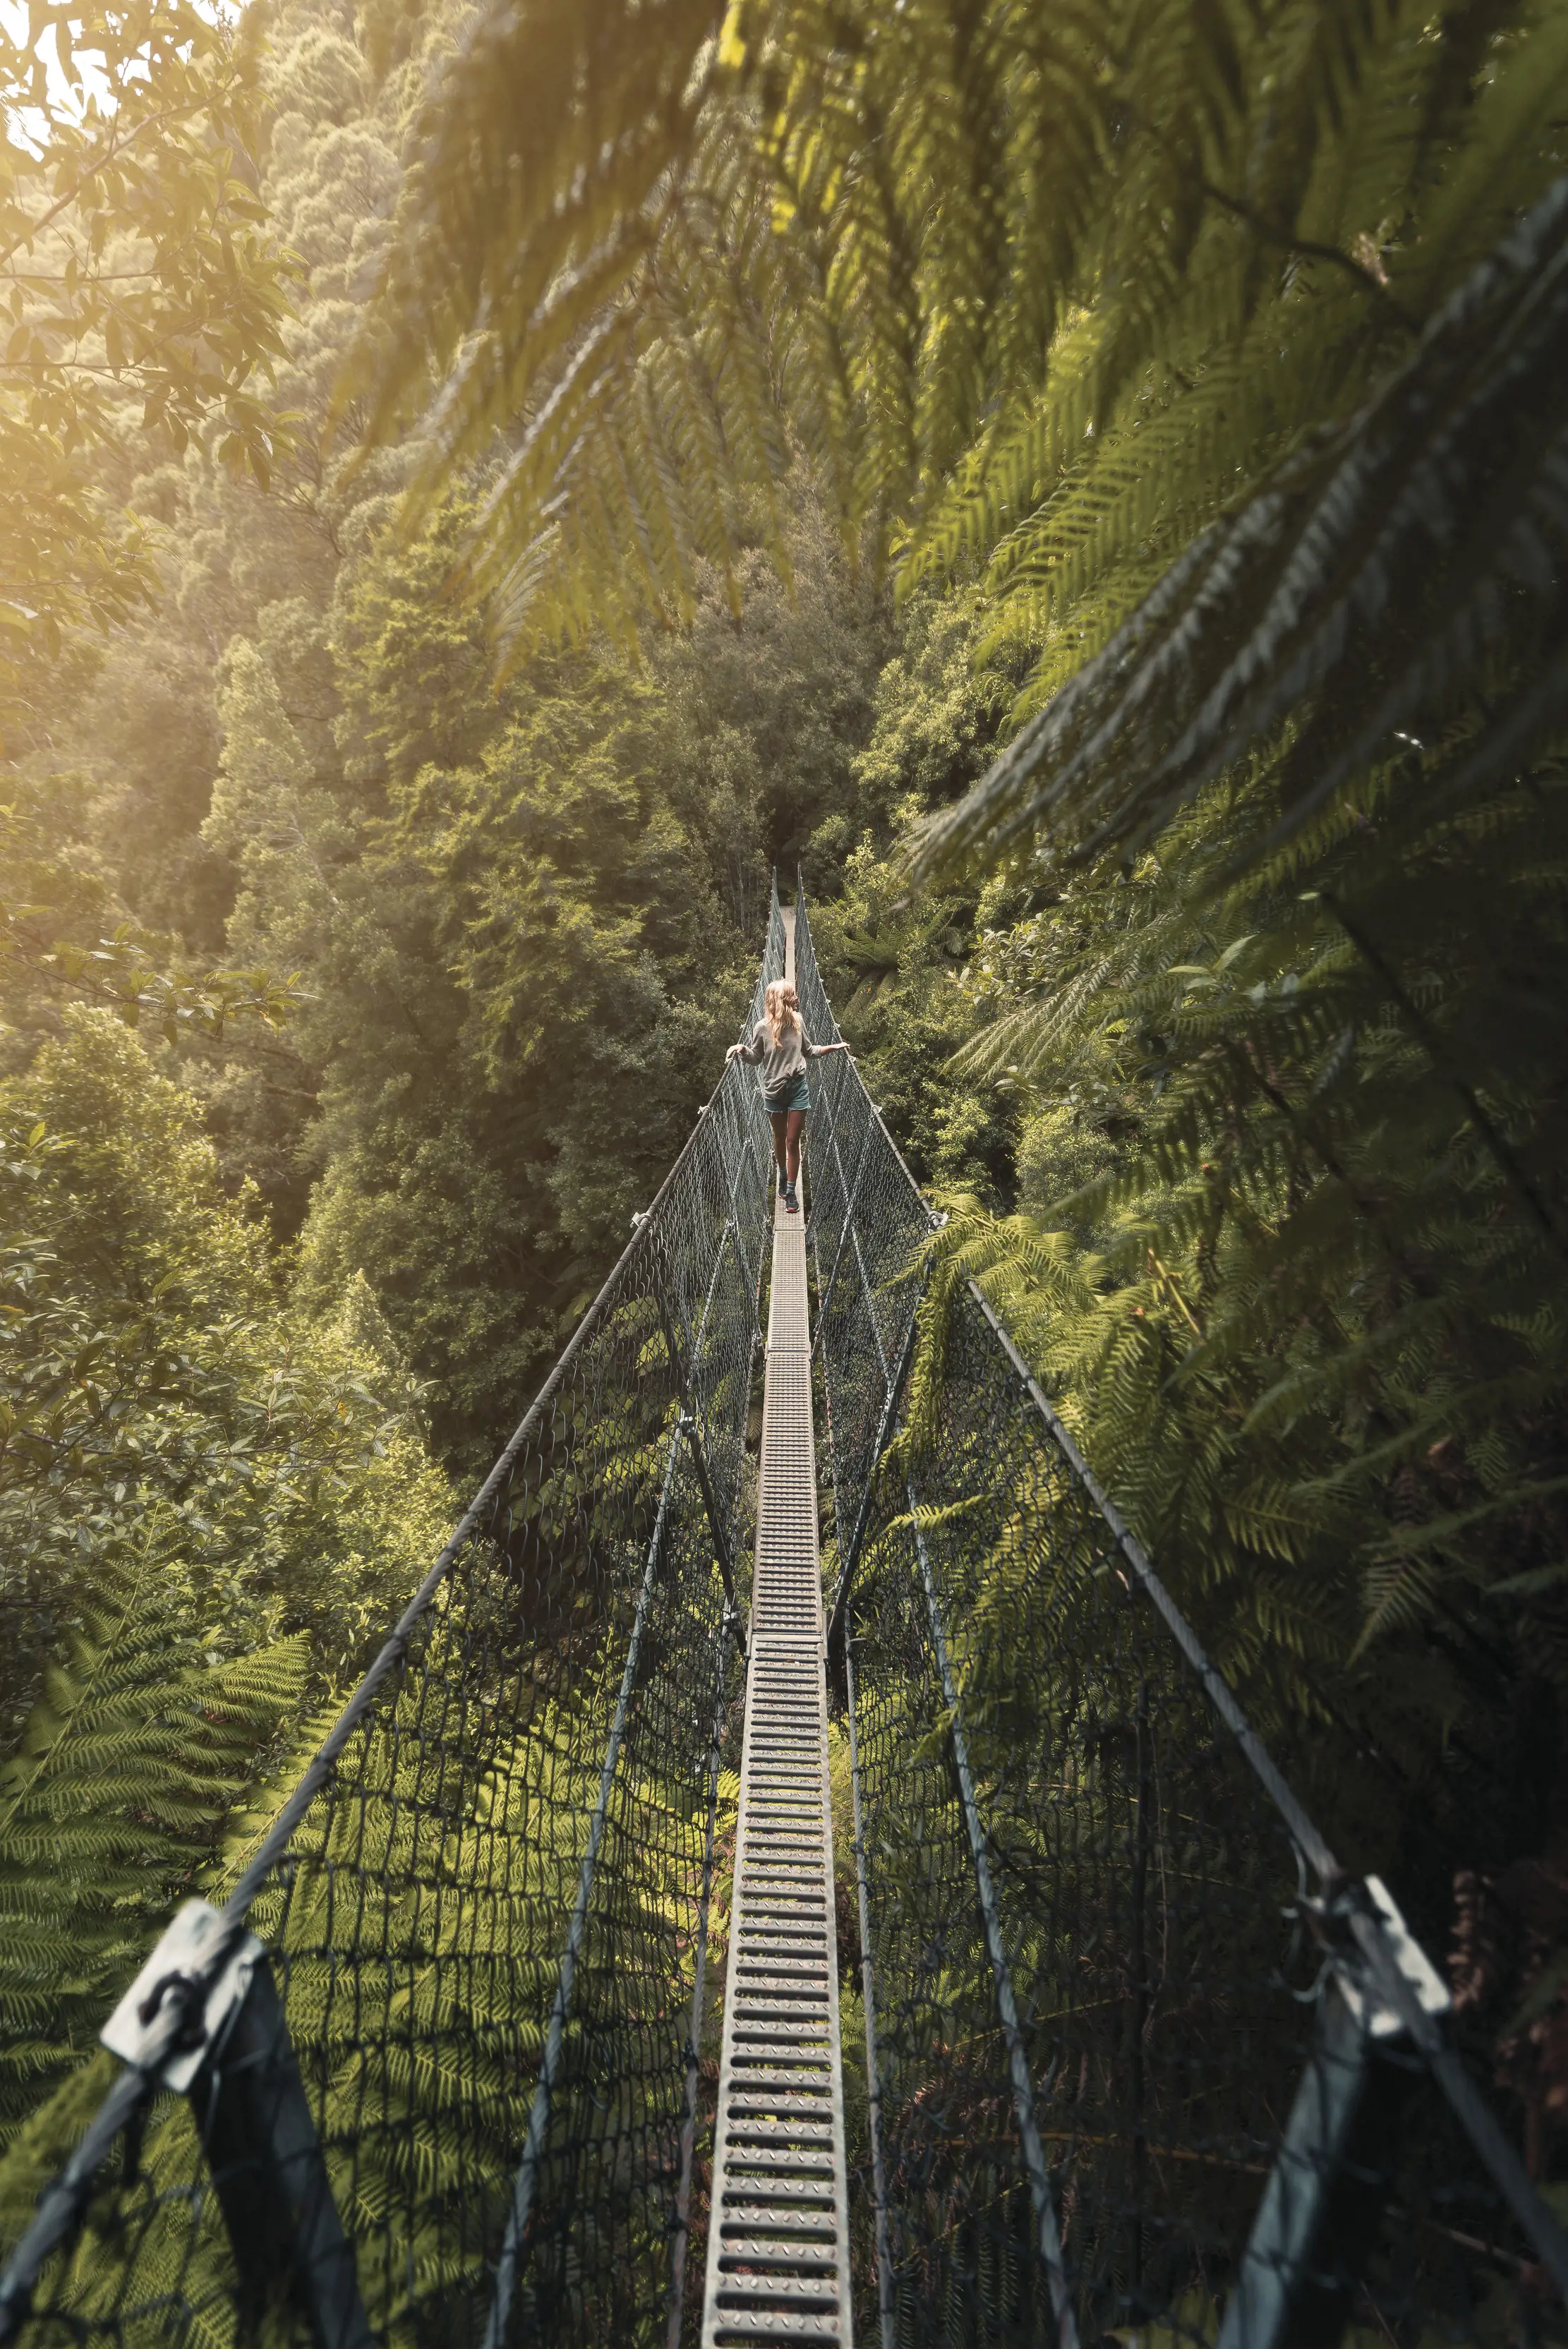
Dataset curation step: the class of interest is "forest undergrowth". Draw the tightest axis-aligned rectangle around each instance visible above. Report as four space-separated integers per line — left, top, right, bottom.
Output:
1 0 1567 2250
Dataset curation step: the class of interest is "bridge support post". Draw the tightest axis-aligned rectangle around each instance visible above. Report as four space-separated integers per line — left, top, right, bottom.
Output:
100 1903 372 2349
904 1480 1080 2349
1217 1979 1405 2349
1217 1879 1449 2349
188 1959 374 2349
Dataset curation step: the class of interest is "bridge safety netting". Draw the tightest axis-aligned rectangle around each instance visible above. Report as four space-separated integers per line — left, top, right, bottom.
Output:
792 889 1568 2349
0 881 1564 2349
0 899 787 2349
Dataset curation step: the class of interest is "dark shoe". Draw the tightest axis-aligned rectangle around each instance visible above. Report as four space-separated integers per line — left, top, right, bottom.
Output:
785 1185 800 1214
778 1169 788 1197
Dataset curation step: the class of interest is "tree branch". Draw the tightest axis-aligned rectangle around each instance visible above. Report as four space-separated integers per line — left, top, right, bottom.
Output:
1198 180 1416 328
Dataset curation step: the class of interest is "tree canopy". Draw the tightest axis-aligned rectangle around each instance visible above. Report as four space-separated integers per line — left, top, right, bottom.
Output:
2 0 1567 2238
2 0 294 755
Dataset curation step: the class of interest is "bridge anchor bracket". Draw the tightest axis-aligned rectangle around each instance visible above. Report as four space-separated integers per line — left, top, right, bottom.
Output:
103 1901 373 2349
1217 1877 1449 2349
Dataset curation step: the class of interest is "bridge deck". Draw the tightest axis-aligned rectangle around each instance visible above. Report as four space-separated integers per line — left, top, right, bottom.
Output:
701 919 852 2348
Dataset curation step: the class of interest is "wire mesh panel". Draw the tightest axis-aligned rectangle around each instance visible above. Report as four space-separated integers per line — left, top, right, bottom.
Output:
790 902 929 1578
4 884 1565 2349
848 1282 1306 2345
790 888 1568 2349
1 901 788 2349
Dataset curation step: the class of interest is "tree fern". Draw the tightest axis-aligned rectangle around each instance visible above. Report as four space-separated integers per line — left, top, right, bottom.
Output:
913 167 1568 887
914 708 1568 1845
0 1539 309 2138
346 0 1568 684
4 1511 738 2338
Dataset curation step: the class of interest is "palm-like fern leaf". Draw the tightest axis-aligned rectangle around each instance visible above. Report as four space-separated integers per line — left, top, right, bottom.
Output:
0 1552 308 2138
914 167 1568 881
351 0 1471 664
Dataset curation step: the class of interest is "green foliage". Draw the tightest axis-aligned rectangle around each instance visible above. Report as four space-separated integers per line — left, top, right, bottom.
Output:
346 0 1568 680
6 0 894 1463
344 0 1568 1912
807 849 1015 1204
9 0 1568 2256
796 593 1025 1201
179 471 886 1463
908 747 1568 1876
1 0 297 751
0 1286 738 2323
203 504 754 1463
0 1009 450 1703
913 176 1568 886
0 1556 309 2134
0 768 301 1099
0 1008 452 2149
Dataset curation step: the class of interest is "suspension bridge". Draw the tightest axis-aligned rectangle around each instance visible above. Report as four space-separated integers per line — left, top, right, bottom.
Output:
0 887 1564 2349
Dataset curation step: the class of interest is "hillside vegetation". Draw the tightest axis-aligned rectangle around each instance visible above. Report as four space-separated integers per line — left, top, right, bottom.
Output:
1 0 1566 2209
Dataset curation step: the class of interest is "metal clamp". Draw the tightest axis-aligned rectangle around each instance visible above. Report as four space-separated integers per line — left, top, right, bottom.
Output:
1219 1876 1452 2349
1329 1875 1449 2041
101 1901 262 2094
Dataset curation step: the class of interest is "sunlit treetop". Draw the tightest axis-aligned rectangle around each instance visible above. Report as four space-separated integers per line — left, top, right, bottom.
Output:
1 0 299 753
345 0 1568 881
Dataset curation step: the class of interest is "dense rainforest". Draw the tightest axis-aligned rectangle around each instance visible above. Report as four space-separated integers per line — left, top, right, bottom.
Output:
3 0 1568 2251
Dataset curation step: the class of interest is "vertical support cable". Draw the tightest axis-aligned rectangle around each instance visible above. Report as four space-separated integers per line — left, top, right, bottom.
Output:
482 1415 692 2349
809 1100 876 1365
809 1067 891 1390
904 1476 1080 2349
844 1636 896 2349
824 1302 922 1678
654 1259 747 1641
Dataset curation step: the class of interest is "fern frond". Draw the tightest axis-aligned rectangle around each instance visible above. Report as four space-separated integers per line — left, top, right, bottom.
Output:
0 1556 308 2135
346 0 1466 665
912 164 1568 886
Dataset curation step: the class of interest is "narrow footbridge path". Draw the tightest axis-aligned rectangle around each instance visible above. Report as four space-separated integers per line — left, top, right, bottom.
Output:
701 908 853 2345
0 886 1562 2349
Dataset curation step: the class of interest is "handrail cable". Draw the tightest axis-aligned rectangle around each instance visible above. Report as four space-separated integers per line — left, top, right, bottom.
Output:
0 876 1562 2349
791 881 1568 2336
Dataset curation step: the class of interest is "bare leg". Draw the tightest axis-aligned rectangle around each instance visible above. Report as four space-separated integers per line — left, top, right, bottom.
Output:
769 1111 790 1178
785 1110 806 1190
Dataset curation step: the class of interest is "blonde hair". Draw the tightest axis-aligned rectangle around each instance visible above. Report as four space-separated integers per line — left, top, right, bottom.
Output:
765 979 802 1049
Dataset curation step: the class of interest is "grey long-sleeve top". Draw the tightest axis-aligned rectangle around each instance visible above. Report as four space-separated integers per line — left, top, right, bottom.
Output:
734 1016 828 1106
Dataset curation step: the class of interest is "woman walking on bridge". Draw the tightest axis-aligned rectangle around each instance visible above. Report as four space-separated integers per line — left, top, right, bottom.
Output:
728 979 850 1216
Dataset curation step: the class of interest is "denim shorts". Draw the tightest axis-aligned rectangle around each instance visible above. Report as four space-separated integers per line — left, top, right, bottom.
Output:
762 1075 810 1116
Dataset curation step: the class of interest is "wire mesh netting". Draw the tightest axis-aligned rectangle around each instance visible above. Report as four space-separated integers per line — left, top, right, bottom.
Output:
790 902 931 1585
843 1276 1308 2346
2 881 1564 2349
1 900 788 2349
793 888 1568 2349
